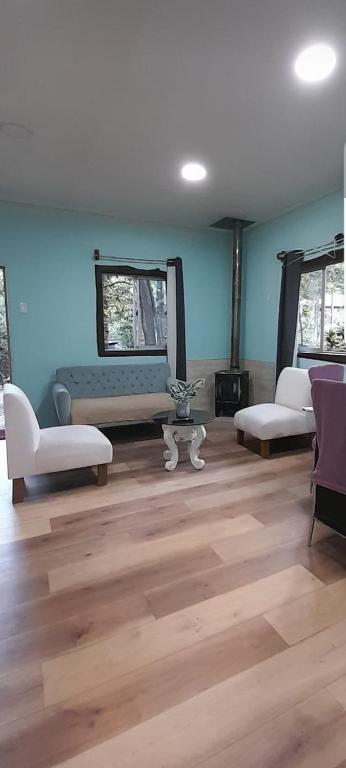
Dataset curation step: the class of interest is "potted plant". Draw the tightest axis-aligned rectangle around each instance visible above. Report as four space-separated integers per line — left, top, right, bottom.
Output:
325 324 345 351
168 378 206 418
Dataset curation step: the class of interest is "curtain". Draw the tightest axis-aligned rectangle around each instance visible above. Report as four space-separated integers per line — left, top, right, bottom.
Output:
276 250 304 380
167 257 186 380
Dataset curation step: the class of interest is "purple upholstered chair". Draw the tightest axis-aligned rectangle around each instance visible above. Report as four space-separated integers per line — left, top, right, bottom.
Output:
308 379 346 545
308 364 344 384
308 364 344 491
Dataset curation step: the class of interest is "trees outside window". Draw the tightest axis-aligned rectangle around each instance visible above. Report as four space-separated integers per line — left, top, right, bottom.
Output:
0 268 11 384
298 260 345 356
96 266 167 356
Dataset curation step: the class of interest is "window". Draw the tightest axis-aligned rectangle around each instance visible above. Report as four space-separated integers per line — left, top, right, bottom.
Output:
95 265 167 356
298 254 345 360
0 267 11 384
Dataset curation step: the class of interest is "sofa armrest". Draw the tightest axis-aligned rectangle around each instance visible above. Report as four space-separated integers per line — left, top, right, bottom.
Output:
52 383 71 425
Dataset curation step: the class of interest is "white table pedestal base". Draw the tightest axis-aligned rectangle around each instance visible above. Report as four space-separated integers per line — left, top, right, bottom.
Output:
162 424 206 471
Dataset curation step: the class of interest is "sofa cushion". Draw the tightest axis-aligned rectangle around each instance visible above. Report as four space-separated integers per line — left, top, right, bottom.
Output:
56 363 170 399
36 426 113 474
71 392 173 425
234 403 316 441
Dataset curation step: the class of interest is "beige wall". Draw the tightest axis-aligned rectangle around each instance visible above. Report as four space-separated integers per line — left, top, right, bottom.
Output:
186 358 275 413
241 359 275 405
187 359 229 413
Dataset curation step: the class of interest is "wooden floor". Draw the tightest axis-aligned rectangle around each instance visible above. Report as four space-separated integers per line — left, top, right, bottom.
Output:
1 419 346 767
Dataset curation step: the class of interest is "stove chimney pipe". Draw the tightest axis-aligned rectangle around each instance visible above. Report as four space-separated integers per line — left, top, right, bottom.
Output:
230 220 242 370
211 215 254 417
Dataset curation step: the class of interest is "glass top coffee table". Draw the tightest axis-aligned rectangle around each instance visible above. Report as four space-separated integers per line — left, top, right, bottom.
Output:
153 409 215 471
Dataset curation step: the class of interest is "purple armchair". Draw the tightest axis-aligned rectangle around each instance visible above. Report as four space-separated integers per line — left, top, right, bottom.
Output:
309 379 346 545
308 364 344 492
308 364 344 384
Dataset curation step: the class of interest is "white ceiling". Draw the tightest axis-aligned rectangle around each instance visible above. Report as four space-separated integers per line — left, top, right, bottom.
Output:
1 0 346 227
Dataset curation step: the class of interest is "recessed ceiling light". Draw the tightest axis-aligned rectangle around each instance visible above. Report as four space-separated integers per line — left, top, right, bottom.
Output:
0 122 33 139
294 43 337 83
181 162 207 182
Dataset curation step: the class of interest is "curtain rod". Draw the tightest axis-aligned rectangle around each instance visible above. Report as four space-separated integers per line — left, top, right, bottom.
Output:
277 234 344 263
94 248 167 265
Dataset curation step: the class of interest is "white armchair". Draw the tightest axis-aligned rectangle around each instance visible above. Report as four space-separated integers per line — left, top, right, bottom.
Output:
4 384 113 503
234 367 315 458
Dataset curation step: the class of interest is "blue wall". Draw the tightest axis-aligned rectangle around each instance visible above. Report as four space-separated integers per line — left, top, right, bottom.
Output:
242 190 344 363
1 202 232 425
3 190 343 426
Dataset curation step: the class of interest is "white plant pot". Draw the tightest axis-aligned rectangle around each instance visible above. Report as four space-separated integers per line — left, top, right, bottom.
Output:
175 402 191 418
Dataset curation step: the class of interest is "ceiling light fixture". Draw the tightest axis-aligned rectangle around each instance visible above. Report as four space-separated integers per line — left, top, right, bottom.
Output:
0 122 33 139
181 162 207 182
294 43 337 83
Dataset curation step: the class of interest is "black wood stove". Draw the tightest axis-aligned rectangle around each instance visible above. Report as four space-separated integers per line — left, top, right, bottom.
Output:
215 368 249 417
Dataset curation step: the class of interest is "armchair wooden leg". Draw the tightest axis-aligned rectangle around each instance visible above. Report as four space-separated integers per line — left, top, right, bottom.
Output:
96 464 108 486
260 439 270 459
12 478 25 504
237 429 245 446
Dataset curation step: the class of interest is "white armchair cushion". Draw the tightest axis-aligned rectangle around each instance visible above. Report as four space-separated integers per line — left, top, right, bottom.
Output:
234 403 315 441
275 367 312 411
36 425 113 474
4 384 40 478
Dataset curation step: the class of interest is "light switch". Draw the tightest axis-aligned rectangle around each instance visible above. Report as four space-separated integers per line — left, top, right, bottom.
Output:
19 302 28 314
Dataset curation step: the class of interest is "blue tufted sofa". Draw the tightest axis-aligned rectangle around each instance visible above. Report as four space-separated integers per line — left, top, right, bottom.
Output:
53 363 172 426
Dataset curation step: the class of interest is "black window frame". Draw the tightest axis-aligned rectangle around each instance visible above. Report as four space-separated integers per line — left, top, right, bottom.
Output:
95 264 167 357
297 249 346 363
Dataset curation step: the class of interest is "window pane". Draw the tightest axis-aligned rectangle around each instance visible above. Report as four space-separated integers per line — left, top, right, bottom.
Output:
0 268 11 382
298 270 322 349
137 278 167 350
101 273 167 352
324 262 345 351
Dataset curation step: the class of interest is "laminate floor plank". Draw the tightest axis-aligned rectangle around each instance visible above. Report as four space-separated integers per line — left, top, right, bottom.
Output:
0 572 49 612
0 530 133 584
127 504 261 544
48 513 263 593
7 448 308 523
328 674 346 709
0 547 220 641
198 690 345 768
43 565 321 706
0 593 153 674
0 518 52 545
49 465 297 534
213 514 328 565
253 494 311 524
0 617 286 768
49 468 313 541
265 578 346 645
146 536 344 618
0 664 43 727
0 421 345 768
186 473 309 512
46 617 346 768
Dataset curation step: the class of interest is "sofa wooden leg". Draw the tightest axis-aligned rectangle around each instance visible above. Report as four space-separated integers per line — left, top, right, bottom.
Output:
12 478 25 504
97 464 108 486
260 440 270 459
237 429 245 446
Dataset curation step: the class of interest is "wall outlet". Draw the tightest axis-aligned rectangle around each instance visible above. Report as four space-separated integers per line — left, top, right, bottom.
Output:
19 302 28 314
